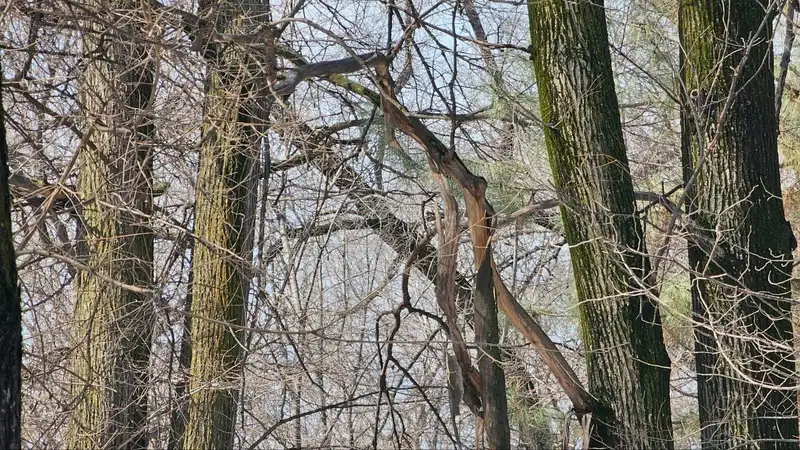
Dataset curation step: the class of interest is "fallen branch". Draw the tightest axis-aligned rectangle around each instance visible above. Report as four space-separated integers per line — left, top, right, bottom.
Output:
432 172 482 415
273 50 598 416
271 52 387 95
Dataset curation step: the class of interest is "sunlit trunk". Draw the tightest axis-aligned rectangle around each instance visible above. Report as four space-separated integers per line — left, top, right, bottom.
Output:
67 4 155 448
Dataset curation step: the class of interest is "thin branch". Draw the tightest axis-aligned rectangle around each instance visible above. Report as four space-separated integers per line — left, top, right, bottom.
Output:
776 0 796 120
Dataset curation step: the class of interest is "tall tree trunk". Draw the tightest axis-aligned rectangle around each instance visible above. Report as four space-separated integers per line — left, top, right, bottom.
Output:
679 1 799 447
182 1 269 447
0 59 22 450
526 0 673 447
67 4 155 449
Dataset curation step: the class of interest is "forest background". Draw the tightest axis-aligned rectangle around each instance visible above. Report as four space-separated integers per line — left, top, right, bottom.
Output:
2 0 800 448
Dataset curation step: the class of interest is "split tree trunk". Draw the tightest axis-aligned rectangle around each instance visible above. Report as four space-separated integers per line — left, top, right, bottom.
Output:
679 1 799 447
267 48 598 447
527 0 673 447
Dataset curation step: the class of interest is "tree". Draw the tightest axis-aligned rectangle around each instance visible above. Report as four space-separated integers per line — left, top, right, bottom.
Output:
17 0 800 447
66 4 155 448
0 59 22 450
679 0 799 446
181 1 270 447
526 0 674 447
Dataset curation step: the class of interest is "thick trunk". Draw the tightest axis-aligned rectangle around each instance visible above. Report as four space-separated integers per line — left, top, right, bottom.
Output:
527 0 673 447
67 5 155 449
0 60 22 450
679 1 799 447
182 2 269 447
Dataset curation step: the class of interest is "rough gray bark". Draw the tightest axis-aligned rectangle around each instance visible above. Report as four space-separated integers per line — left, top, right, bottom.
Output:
679 0 799 447
527 0 674 447
182 1 270 447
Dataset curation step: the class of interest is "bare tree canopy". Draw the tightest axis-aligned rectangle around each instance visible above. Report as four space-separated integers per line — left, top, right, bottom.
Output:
4 0 800 448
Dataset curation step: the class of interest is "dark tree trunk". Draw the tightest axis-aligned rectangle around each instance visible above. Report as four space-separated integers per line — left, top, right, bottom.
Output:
473 251 511 448
0 59 22 450
679 1 799 447
527 0 674 447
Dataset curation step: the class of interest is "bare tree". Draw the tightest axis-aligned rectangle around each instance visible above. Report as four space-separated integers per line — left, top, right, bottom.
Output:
9 0 800 447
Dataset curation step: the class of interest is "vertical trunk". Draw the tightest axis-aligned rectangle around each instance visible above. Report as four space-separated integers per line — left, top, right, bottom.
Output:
169 245 193 450
67 5 155 449
182 1 269 447
679 1 799 447
473 251 511 448
0 60 22 450
526 0 673 447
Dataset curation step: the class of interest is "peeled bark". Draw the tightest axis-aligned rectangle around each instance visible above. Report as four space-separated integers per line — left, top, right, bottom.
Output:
67 4 155 448
0 59 22 450
527 0 673 447
376 63 512 445
271 50 598 444
679 1 799 447
280 122 484 414
182 2 269 448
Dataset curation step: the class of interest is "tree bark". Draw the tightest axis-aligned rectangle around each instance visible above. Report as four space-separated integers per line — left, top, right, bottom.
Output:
679 1 799 447
527 0 674 447
473 249 511 448
67 4 155 448
182 2 270 448
0 59 22 450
